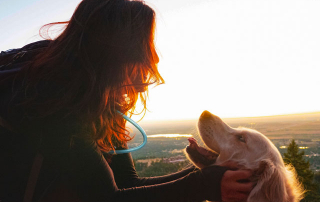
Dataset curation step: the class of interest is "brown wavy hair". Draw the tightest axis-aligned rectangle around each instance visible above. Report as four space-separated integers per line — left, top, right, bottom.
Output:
11 0 164 152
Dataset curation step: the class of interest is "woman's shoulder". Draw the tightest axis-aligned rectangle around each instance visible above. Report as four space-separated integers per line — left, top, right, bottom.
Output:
0 40 51 56
0 40 52 71
21 40 51 51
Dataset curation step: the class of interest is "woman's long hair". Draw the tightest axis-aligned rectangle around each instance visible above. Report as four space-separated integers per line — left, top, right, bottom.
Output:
10 0 164 152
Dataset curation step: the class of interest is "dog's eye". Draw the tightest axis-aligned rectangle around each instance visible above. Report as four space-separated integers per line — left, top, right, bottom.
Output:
237 135 246 143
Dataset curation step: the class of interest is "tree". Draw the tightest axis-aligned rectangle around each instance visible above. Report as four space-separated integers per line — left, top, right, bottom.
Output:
314 172 320 194
283 139 320 202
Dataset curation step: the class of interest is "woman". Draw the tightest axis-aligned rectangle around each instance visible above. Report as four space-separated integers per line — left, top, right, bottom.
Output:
0 0 253 201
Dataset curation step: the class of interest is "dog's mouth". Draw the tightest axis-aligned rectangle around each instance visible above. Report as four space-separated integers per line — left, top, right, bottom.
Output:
186 137 219 166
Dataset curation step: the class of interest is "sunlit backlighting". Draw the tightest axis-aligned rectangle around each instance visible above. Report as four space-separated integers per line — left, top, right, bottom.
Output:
299 146 309 149
279 146 287 149
2 0 320 121
148 134 193 138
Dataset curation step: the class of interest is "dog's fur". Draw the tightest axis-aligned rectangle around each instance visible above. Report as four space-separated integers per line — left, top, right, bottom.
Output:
186 111 304 202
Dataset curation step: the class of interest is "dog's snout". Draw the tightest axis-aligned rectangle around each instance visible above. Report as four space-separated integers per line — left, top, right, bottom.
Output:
200 110 212 119
200 111 222 123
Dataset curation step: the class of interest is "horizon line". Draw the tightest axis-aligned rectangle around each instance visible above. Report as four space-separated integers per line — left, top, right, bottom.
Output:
139 111 320 123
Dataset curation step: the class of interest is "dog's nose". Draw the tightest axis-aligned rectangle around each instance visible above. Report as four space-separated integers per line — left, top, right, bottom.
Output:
200 110 212 119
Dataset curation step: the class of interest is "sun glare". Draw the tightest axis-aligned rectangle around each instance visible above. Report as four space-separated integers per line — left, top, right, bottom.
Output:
142 0 320 121
1 0 320 121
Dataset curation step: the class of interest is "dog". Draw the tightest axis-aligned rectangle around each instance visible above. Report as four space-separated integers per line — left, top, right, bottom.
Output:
186 110 304 202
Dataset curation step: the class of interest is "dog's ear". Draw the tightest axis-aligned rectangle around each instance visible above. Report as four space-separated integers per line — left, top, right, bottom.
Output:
248 159 287 202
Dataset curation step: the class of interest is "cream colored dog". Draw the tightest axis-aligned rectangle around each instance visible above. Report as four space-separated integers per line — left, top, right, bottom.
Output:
186 110 304 202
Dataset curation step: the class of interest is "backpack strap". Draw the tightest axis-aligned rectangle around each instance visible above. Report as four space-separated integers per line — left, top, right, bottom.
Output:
23 153 44 202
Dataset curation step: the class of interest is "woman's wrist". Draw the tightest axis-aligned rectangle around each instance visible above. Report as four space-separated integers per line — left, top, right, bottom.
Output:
199 165 229 201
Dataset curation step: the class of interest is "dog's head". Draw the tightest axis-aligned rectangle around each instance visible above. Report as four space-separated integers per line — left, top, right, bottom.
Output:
197 110 280 167
187 110 304 202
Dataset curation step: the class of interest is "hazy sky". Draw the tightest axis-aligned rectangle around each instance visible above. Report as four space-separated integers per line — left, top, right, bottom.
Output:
1 0 320 121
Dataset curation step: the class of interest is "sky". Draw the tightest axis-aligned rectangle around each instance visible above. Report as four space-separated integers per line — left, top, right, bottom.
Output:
1 0 320 121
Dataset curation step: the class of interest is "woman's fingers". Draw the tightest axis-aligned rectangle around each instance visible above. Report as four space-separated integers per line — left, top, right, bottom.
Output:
229 169 252 180
221 170 254 202
229 181 254 193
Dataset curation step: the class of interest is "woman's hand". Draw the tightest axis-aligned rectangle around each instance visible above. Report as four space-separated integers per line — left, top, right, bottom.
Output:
221 169 253 202
220 161 253 202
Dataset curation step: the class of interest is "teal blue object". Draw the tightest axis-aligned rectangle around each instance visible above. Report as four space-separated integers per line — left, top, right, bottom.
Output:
107 111 148 154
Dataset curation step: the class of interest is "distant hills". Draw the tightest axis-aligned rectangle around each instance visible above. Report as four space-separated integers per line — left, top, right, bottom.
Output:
135 111 320 140
222 111 320 139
